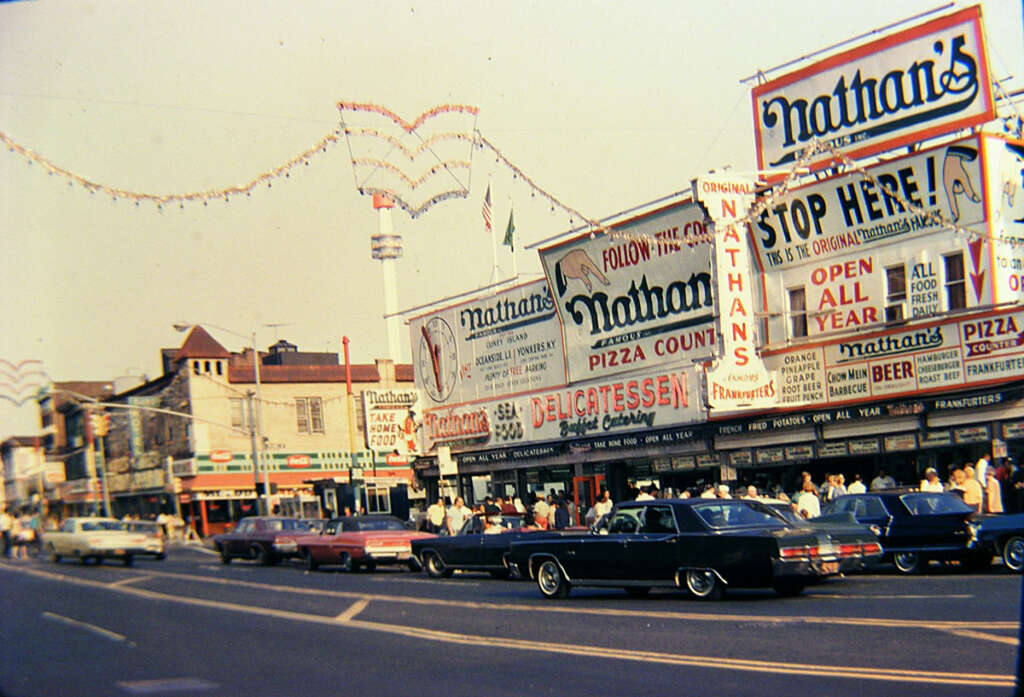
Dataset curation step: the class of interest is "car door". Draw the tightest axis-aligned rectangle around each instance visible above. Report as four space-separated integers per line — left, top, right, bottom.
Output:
227 519 251 555
626 505 682 581
891 493 971 552
576 506 642 580
445 517 484 566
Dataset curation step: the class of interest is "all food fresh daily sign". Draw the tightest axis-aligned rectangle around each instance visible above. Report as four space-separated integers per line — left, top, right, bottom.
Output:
752 5 994 172
539 202 715 383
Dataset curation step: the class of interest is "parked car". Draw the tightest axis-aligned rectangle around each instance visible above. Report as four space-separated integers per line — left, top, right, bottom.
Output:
43 517 151 566
821 491 989 573
124 520 166 560
295 515 435 572
411 514 558 579
211 516 313 565
968 513 1024 573
507 499 882 600
758 501 883 575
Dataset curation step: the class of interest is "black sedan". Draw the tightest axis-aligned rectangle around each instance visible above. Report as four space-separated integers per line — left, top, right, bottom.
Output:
968 512 1024 573
507 499 882 600
821 491 989 573
411 514 558 579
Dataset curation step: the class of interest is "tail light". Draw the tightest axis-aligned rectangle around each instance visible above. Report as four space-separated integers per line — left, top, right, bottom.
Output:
779 544 821 560
837 543 861 557
861 541 882 555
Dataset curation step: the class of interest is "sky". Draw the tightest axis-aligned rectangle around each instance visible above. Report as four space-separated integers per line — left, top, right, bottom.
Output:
1 0 1022 438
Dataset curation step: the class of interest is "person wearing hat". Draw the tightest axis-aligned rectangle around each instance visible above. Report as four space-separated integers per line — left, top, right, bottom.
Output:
920 467 944 492
483 505 504 534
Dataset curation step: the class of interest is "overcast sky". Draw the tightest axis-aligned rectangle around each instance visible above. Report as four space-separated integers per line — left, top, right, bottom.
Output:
2 0 1022 438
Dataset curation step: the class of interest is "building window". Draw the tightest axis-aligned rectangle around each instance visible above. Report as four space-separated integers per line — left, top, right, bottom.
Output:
788 287 807 338
193 361 200 375
229 398 247 429
295 397 324 434
216 361 223 376
204 361 211 373
365 485 390 514
885 264 906 322
943 252 966 310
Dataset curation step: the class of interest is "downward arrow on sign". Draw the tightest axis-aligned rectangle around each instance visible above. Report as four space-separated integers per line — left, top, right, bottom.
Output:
970 271 986 302
968 237 984 273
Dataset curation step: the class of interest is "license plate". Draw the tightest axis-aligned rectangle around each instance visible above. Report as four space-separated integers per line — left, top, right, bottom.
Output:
821 561 839 574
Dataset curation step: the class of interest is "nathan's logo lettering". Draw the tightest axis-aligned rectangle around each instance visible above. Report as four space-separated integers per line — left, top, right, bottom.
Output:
563 273 713 336
459 287 555 338
837 326 944 361
761 34 980 165
423 408 490 442
962 316 1024 357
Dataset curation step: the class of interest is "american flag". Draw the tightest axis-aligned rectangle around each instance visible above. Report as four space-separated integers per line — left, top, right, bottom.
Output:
482 183 492 232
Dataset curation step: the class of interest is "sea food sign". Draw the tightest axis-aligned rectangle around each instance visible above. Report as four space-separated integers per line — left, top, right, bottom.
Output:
539 202 715 383
752 5 994 172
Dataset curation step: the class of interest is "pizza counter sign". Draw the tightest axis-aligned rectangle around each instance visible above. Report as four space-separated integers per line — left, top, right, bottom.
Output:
539 202 715 383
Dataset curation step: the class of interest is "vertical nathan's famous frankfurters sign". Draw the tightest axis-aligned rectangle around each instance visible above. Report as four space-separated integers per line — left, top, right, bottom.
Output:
752 5 994 172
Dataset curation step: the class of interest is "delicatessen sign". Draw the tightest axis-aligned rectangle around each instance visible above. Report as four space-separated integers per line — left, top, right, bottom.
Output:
539 203 715 383
419 366 704 453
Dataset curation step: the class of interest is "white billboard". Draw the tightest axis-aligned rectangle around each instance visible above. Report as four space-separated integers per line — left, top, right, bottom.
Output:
539 202 716 383
361 389 422 455
752 5 994 173
409 279 567 407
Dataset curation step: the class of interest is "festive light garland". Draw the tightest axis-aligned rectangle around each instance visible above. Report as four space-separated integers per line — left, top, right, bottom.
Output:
336 102 479 132
1 128 343 207
343 128 474 160
350 158 472 189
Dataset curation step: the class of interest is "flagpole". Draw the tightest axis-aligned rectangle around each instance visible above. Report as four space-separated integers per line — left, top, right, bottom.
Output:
486 179 499 283
508 195 517 278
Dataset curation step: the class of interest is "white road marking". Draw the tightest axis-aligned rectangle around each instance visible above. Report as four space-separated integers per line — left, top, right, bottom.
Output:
6 565 1015 687
335 597 370 622
117 677 217 694
41 611 135 647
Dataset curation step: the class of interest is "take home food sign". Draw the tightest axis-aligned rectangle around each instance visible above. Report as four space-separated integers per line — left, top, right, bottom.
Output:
752 5 994 172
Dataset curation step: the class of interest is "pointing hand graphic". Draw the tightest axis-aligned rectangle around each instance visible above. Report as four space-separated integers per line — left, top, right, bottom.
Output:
554 249 610 295
943 145 981 222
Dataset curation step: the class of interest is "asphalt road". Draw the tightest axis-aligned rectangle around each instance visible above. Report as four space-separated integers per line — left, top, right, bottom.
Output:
0 545 1020 697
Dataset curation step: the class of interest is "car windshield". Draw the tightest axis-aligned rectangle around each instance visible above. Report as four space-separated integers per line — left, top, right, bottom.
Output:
693 501 786 529
900 493 973 516
353 518 406 532
81 520 124 532
263 518 307 531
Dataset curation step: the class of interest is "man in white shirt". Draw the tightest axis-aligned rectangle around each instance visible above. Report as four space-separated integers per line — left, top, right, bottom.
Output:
592 491 613 520
847 474 866 494
795 482 821 518
870 469 896 491
635 487 655 501
975 454 991 486
446 496 470 535
920 467 944 492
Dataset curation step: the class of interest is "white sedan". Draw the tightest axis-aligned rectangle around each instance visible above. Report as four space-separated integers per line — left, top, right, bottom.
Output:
43 517 150 566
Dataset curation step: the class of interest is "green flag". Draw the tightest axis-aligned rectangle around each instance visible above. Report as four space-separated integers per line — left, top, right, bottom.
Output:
503 208 515 251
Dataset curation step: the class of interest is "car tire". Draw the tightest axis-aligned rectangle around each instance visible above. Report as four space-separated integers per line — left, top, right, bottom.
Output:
218 545 232 565
303 549 319 572
423 552 453 579
893 552 921 574
536 559 571 599
339 552 353 573
254 545 274 566
772 579 806 596
1002 536 1024 573
47 544 61 564
122 555 134 567
685 569 724 600
624 586 651 598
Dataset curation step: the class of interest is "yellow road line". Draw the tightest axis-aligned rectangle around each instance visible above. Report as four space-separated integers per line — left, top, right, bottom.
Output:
108 575 153 588
41 611 134 646
7 565 1013 688
942 628 1020 646
336 597 370 622
113 566 1017 632
0 564 1011 683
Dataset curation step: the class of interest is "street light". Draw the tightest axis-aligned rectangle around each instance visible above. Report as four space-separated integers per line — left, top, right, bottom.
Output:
173 322 271 515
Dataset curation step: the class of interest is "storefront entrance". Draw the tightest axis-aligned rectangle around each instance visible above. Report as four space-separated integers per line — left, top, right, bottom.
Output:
571 475 605 525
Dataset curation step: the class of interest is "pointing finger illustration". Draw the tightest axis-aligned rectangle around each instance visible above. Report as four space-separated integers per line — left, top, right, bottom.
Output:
554 249 610 295
943 145 981 222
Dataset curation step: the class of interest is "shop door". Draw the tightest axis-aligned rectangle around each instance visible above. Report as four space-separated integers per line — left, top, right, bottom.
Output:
572 475 606 526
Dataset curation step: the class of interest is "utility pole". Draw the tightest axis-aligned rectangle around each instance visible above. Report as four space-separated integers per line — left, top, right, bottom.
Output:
246 391 263 514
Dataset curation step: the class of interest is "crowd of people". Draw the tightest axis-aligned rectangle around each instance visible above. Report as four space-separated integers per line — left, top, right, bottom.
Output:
422 489 611 534
0 507 44 560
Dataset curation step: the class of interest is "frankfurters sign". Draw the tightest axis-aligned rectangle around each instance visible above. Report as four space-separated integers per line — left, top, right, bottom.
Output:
752 5 994 172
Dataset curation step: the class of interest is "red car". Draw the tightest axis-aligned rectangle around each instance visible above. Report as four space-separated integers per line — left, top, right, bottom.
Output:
295 515 435 572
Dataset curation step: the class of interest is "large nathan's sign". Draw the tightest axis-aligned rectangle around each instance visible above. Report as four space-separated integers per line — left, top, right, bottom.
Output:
409 279 566 406
753 5 994 172
539 202 715 383
766 308 1024 408
419 365 704 453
